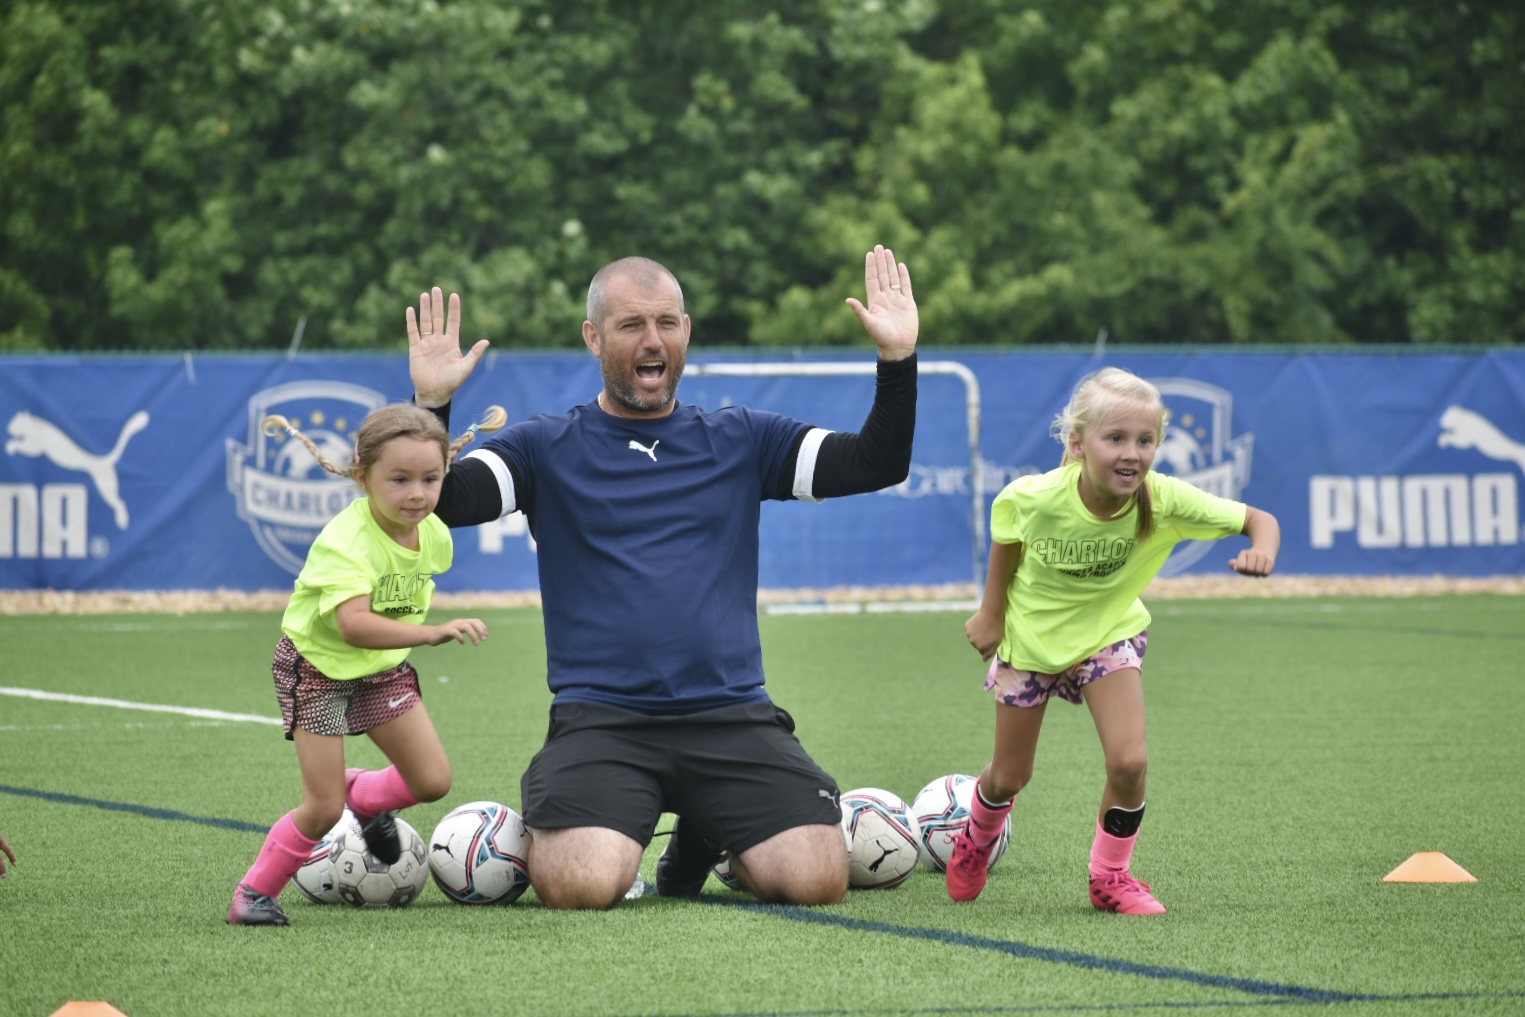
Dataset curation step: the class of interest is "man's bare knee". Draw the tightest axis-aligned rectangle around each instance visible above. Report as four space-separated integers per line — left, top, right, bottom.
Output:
759 869 848 905
532 873 629 910
734 823 848 905
526 826 642 911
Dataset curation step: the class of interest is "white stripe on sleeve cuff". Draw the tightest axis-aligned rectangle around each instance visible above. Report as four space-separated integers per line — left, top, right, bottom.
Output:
463 448 518 516
792 428 833 503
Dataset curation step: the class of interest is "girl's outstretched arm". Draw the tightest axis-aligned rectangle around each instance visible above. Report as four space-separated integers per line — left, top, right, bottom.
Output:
1229 506 1280 577
334 596 489 648
966 540 1024 660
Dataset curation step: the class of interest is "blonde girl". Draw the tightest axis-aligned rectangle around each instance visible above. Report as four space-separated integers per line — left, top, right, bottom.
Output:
948 368 1279 913
228 401 505 926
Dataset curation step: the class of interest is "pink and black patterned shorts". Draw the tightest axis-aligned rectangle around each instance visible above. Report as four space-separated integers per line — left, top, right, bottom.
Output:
984 631 1148 708
272 636 422 740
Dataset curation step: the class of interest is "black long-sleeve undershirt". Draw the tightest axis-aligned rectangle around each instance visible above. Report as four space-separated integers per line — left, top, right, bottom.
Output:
775 353 917 499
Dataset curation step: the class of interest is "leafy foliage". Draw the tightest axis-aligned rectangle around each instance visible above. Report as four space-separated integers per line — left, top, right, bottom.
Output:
2 0 1519 349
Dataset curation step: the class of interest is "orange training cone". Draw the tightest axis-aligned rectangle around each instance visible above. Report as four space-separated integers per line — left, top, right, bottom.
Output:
50 1004 130 1016
1382 852 1477 883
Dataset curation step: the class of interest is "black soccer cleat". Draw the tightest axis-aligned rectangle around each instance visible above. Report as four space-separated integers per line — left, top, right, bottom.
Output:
359 810 402 865
655 817 724 898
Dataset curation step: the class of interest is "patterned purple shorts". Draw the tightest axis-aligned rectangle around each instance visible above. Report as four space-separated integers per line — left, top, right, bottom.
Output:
985 631 1148 708
272 636 422 741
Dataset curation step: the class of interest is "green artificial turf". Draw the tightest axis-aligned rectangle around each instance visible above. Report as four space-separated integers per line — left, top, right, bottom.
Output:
1 596 1521 1016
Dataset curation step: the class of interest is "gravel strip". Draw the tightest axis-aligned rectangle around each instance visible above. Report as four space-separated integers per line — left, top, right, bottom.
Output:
2 576 1521 616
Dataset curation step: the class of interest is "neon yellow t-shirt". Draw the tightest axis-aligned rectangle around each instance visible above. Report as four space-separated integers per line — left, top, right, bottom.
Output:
280 498 453 680
992 461 1247 673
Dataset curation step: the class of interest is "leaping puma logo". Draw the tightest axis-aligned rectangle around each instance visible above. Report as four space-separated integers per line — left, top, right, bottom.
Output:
1438 406 1525 474
868 842 899 873
628 439 659 462
5 410 149 529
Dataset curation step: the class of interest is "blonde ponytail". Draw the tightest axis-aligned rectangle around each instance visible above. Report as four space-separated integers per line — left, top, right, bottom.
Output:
447 405 508 467
261 415 349 476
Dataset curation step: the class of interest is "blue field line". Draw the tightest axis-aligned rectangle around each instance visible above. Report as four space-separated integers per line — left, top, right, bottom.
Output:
703 900 1356 1004
642 990 1525 1017
0 783 268 833
4 782 1519 1015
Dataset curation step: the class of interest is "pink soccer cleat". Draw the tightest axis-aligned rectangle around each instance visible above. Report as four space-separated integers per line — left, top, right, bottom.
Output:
945 832 994 902
227 883 289 926
1089 871 1167 915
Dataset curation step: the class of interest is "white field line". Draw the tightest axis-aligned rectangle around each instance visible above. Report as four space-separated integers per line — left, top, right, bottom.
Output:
0 721 243 732
0 687 282 726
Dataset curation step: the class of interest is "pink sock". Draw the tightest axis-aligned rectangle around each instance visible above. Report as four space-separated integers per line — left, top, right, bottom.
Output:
346 766 422 818
1089 819 1137 878
967 783 1013 848
241 812 320 898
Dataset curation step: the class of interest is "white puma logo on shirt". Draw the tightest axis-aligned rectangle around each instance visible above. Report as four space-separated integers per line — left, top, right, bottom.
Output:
628 439 659 462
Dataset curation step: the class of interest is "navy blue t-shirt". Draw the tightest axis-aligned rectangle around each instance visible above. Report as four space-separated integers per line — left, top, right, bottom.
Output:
475 400 811 714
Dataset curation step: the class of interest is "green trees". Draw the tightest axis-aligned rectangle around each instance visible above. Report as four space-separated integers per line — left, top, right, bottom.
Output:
2 0 1518 350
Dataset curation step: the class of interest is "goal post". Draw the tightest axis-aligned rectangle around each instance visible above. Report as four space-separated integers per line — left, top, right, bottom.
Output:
685 359 985 586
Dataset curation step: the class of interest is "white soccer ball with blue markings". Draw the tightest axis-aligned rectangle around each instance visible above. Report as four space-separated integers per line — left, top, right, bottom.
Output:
331 816 429 908
839 787 921 889
910 773 1010 873
428 801 532 905
291 809 364 904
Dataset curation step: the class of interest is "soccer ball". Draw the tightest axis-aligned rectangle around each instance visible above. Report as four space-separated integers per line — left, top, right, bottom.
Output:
839 787 921 889
291 809 364 904
711 852 743 891
330 816 429 908
910 773 1010 873
428 801 532 905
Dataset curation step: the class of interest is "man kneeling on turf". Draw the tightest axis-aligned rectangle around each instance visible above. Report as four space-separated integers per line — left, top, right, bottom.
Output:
406 246 919 907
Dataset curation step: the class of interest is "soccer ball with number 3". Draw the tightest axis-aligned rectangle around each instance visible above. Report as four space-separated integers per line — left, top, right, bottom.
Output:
291 809 364 904
330 816 429 908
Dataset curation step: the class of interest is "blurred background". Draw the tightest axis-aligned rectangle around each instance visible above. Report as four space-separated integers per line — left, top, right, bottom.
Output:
3 0 1520 353
3 1 1521 596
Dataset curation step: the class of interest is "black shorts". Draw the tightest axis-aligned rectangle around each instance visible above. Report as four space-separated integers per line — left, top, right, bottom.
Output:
520 701 842 855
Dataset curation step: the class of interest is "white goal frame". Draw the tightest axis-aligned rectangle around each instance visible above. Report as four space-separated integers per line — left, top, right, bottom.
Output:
685 359 985 585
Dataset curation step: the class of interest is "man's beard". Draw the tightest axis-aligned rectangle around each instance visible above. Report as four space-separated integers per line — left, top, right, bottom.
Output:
603 361 683 414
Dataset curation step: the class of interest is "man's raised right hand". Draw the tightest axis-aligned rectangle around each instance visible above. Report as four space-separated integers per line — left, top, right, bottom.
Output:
408 286 490 408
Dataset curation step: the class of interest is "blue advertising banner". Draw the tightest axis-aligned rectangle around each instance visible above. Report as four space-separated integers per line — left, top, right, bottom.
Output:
2 348 1522 592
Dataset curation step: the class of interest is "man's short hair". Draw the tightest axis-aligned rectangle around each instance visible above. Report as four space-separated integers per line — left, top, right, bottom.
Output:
586 257 685 329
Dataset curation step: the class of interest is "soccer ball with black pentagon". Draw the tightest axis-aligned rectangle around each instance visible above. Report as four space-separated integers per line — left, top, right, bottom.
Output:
330 816 428 908
428 801 531 905
291 809 364 904
839 787 920 889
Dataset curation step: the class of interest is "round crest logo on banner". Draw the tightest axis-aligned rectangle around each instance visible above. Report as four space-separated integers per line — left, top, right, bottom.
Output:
1150 377 1256 576
225 380 387 574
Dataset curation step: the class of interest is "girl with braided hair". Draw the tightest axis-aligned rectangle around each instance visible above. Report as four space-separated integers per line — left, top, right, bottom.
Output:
228 401 505 926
